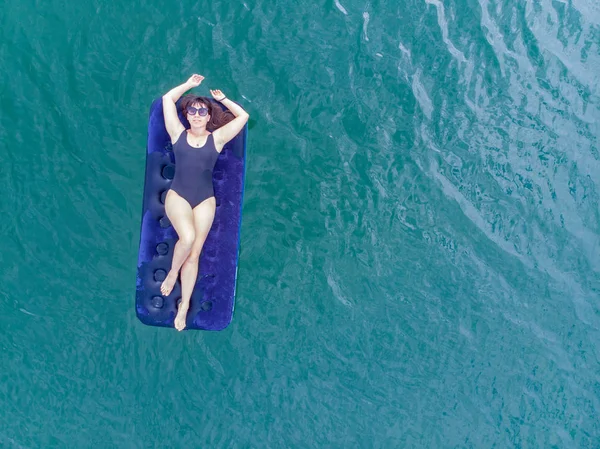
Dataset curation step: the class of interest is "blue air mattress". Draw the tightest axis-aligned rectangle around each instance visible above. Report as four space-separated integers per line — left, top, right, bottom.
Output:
135 97 247 330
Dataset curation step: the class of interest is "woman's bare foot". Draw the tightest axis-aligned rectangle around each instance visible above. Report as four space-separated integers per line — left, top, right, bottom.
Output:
160 270 178 296
174 301 190 331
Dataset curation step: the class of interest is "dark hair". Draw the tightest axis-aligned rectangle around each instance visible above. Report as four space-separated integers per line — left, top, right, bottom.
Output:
179 94 235 132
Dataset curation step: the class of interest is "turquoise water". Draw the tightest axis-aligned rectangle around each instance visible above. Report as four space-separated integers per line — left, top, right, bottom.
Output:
1 0 599 447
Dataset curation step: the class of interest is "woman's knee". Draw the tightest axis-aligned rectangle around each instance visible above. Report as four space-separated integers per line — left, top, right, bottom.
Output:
187 238 207 263
178 230 196 250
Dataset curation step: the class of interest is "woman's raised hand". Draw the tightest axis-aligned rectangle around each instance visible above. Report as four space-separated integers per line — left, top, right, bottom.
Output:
210 89 227 101
186 74 205 88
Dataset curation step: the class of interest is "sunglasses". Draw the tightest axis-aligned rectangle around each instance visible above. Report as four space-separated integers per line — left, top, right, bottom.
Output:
186 106 209 116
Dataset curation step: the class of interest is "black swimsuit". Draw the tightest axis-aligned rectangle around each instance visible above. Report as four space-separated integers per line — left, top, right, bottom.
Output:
170 130 220 208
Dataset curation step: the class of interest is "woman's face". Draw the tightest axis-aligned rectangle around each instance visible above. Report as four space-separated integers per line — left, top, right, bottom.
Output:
186 102 210 126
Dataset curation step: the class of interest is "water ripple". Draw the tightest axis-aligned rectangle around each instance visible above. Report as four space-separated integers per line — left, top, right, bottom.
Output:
1 0 599 446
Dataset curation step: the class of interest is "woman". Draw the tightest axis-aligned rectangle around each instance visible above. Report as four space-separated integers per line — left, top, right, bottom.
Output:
160 74 249 331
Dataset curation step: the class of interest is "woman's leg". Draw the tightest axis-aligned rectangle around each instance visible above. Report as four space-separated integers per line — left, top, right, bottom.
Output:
174 197 216 331
160 190 196 296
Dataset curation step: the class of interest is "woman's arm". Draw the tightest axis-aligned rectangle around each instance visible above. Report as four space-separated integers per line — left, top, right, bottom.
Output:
162 74 204 142
210 89 250 149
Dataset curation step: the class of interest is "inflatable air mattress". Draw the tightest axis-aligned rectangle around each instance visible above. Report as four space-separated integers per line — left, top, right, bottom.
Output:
135 97 247 330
